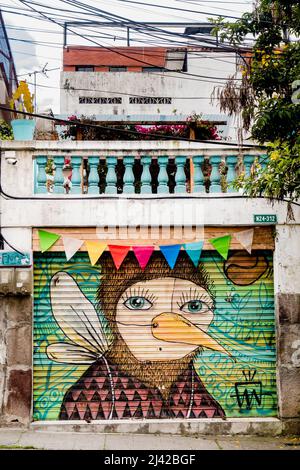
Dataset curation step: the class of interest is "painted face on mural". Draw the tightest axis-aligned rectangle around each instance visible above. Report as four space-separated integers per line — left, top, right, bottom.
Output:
116 277 216 361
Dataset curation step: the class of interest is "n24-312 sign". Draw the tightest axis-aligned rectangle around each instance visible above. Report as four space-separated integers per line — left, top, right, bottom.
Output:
253 214 277 224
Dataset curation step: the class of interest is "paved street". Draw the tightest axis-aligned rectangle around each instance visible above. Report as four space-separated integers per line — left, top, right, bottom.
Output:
0 428 299 450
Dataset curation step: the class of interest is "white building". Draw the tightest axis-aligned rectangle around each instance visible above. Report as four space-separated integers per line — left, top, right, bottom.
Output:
59 46 245 140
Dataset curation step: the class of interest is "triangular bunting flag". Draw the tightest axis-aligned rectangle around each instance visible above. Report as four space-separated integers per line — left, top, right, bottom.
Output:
38 230 60 253
109 245 130 269
63 237 84 261
132 246 154 270
234 229 254 254
209 235 231 260
160 244 181 269
183 241 203 267
85 241 106 266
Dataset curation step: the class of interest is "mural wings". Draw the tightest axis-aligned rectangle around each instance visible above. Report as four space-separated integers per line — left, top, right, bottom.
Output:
46 271 109 364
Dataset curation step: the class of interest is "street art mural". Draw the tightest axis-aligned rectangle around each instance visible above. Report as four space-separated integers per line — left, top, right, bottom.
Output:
33 250 277 420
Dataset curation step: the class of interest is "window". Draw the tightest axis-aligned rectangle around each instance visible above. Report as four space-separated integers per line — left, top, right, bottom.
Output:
109 67 127 72
142 67 165 73
129 97 172 105
75 66 95 72
79 96 122 104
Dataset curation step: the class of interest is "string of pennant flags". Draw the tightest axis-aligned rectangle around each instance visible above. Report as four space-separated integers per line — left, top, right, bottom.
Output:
38 228 255 270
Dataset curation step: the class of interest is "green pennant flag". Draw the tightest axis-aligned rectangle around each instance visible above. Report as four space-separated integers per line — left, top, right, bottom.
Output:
38 230 60 253
209 234 231 260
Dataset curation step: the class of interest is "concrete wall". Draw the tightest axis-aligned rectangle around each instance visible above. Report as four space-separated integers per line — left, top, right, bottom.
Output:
274 225 300 434
0 140 299 432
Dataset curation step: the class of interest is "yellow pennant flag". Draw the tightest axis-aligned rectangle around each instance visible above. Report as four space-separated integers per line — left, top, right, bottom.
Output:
85 241 107 265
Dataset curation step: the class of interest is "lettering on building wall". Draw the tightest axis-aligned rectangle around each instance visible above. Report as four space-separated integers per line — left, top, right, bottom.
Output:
79 97 122 104
129 97 172 105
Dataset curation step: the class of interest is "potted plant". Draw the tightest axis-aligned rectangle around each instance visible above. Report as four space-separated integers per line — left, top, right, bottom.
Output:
10 81 35 140
0 120 13 140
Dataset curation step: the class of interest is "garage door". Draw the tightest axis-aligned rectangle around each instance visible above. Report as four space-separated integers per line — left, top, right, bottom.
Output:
33 246 277 420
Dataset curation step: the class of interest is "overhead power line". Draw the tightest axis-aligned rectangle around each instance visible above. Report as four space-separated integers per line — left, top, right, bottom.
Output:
112 0 245 19
18 0 245 82
0 104 257 146
2 1 256 51
11 77 241 98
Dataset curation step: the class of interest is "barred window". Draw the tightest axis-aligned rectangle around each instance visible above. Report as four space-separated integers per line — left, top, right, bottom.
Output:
79 96 122 104
129 97 172 104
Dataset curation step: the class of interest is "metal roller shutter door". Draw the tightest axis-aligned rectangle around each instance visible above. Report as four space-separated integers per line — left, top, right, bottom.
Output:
33 250 277 421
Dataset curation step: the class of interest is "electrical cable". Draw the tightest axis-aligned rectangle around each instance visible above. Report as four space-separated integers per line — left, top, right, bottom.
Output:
3 24 253 59
58 0 249 55
0 104 258 145
8 76 245 99
21 0 246 20
112 0 246 19
21 0 252 52
17 0 246 83
2 2 258 59
3 35 245 83
4 22 249 69
0 232 24 255
16 67 61 77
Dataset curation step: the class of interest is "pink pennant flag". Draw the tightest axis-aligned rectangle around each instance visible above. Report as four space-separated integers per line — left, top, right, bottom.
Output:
132 245 155 270
109 245 130 269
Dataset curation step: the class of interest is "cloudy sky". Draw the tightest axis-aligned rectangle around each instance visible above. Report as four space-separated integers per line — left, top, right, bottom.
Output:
1 0 253 113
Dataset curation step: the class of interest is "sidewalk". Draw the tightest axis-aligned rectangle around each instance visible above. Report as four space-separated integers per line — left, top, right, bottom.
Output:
0 428 299 450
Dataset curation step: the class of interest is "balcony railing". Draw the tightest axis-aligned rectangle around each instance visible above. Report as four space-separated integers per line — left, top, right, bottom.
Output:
1 141 267 196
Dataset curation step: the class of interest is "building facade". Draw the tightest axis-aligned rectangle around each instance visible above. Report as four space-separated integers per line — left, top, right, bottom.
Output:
60 46 242 139
0 10 18 122
0 140 299 435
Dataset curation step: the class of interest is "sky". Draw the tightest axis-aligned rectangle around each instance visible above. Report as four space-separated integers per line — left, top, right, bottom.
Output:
1 0 254 113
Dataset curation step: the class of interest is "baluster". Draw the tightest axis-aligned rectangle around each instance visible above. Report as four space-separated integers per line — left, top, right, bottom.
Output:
157 156 169 194
105 156 117 194
193 156 205 193
53 155 65 194
141 156 152 194
259 154 268 170
226 155 238 193
210 155 222 193
123 156 135 194
244 155 255 177
36 155 47 194
174 156 187 193
70 156 82 194
88 156 100 194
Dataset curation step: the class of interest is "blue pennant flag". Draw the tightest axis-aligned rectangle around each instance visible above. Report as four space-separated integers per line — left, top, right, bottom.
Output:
183 241 204 267
160 244 181 269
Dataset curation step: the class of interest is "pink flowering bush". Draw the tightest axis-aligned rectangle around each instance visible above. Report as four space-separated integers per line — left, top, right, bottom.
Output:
135 124 187 138
58 113 221 141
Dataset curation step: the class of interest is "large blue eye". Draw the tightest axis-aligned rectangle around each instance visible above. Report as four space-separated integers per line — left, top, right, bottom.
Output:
180 300 205 314
124 296 153 310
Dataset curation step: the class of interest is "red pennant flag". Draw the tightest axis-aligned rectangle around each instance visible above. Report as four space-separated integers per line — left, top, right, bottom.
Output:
109 245 130 269
132 246 154 270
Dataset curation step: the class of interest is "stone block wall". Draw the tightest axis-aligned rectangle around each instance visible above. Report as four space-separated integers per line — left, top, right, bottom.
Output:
277 294 300 434
0 295 32 425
